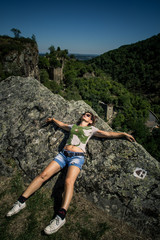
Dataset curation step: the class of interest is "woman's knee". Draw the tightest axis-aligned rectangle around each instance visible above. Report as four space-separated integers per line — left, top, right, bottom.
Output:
65 177 75 187
39 171 49 182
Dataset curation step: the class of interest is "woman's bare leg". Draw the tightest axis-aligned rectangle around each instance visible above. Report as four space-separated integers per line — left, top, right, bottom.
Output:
61 166 80 211
22 161 61 198
43 166 80 235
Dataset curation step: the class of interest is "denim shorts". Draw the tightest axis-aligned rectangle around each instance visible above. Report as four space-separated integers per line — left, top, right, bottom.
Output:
54 150 85 170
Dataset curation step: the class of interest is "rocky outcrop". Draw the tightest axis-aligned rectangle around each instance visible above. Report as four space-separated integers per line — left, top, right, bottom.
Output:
49 66 64 84
83 72 95 79
0 37 39 80
0 76 160 238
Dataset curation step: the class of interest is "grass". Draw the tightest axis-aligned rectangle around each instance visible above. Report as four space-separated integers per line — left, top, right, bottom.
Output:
0 168 152 240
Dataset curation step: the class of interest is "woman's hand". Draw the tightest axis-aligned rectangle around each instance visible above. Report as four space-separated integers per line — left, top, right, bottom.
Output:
46 118 53 123
124 133 135 142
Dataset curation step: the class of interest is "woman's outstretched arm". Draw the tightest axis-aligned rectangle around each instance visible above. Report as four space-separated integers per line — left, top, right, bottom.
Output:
46 117 71 131
94 130 135 142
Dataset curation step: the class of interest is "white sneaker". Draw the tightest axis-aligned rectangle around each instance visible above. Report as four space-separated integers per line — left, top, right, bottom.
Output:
44 215 66 235
6 201 26 217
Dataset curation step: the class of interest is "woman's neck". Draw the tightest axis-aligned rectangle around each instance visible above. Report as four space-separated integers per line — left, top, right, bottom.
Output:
79 121 89 127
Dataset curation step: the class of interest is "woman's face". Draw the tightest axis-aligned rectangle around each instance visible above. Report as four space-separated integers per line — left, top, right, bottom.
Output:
81 113 93 125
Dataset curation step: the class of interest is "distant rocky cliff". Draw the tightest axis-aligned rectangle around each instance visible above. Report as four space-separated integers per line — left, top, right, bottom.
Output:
0 36 39 80
0 76 160 239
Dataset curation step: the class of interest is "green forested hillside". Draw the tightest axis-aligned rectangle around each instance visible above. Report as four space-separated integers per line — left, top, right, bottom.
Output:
88 34 160 160
89 34 160 106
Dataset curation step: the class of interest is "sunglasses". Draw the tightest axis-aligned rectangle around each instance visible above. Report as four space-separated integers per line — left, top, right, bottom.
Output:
83 113 92 118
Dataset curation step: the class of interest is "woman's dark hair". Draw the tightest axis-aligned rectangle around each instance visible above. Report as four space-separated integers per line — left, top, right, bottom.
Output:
77 111 97 126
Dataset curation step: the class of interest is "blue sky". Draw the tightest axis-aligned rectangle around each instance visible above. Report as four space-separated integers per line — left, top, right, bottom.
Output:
1 0 160 54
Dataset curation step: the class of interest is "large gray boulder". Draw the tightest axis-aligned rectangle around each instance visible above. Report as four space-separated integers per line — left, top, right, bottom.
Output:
0 76 160 238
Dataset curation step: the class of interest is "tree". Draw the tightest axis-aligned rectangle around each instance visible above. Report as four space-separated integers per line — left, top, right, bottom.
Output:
38 56 50 69
70 54 76 59
49 56 61 68
11 28 21 38
59 49 68 59
40 69 49 84
31 34 36 42
48 45 55 54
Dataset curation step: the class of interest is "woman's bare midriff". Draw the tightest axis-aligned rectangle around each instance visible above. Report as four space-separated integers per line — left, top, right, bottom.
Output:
64 145 84 153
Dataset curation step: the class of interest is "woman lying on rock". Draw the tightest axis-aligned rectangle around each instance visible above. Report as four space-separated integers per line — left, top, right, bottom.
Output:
6 112 135 235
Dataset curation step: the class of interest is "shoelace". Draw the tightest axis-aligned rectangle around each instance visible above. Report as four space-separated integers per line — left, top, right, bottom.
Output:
9 201 19 212
56 217 60 226
13 201 20 208
49 216 60 229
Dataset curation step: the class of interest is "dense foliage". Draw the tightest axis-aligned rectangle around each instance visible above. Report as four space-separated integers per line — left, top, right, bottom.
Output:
0 35 37 57
89 34 160 119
